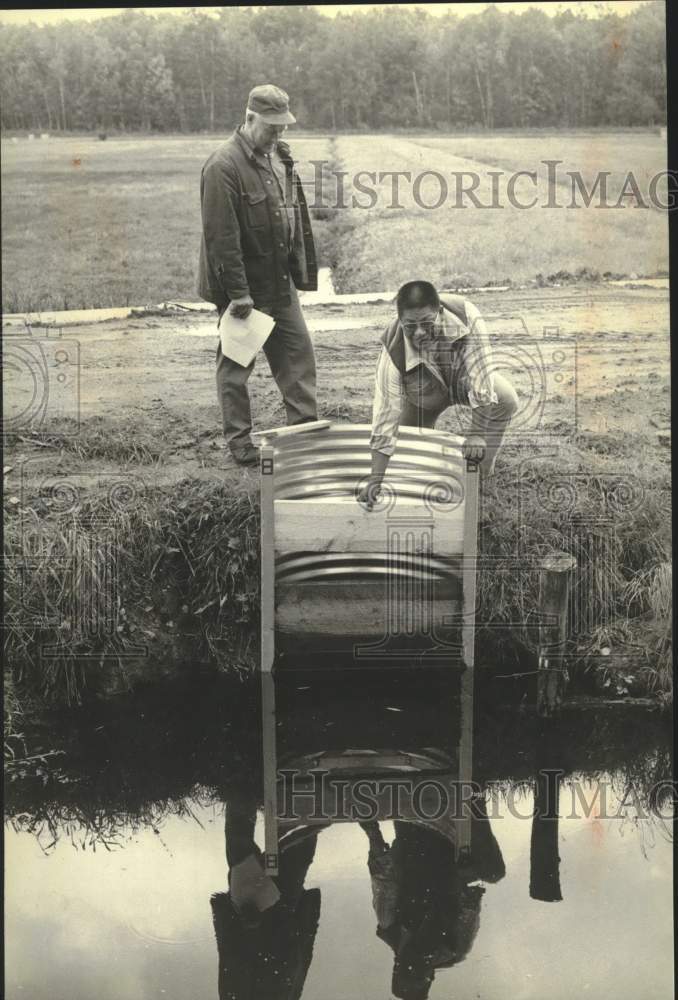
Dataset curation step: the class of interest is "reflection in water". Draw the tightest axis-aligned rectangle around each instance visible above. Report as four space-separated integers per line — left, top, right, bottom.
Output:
529 744 563 903
210 663 507 999
212 797 321 1000
212 788 508 1000
3 671 674 1000
360 800 505 1000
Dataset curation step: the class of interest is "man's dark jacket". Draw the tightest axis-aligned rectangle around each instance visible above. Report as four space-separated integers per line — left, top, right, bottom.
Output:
197 129 318 310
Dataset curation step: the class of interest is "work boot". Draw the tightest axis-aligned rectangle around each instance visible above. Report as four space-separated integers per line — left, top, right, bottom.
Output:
230 443 259 468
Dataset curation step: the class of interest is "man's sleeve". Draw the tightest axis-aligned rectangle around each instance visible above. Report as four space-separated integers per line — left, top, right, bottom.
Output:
369 346 403 456
200 161 250 301
463 300 499 407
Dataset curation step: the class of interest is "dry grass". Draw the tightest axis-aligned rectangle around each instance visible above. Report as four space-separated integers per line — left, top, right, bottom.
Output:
4 430 671 705
4 477 261 702
622 562 673 699
475 438 671 696
5 417 170 464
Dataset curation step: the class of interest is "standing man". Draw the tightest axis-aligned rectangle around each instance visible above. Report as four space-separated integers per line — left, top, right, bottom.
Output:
358 280 519 507
197 84 318 466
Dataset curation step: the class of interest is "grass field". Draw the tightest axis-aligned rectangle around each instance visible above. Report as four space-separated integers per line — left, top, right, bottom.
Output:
0 134 332 313
1 130 668 312
331 131 668 292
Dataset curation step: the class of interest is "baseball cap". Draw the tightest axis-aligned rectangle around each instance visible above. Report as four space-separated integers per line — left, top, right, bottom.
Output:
247 84 296 125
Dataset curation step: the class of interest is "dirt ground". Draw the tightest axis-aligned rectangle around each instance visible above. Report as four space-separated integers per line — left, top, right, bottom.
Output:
3 283 670 496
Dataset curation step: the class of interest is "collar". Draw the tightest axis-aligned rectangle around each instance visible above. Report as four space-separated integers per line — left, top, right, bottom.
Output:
235 126 293 168
235 126 267 167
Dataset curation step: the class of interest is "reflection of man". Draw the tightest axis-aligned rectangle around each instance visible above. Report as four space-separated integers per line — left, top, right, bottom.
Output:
197 84 318 466
358 280 518 507
361 800 504 1000
211 797 320 1000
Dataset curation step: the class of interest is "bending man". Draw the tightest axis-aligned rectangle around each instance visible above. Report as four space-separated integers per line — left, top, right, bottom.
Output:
358 280 518 506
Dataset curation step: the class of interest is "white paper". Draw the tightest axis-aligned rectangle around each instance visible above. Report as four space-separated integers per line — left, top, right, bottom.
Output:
219 307 274 367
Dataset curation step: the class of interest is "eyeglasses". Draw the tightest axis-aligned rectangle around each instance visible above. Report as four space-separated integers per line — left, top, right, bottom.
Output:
402 320 438 336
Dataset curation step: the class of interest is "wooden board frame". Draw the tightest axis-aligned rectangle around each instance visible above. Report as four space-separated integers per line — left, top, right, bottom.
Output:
259 444 279 872
457 456 481 855
259 429 481 868
260 443 276 674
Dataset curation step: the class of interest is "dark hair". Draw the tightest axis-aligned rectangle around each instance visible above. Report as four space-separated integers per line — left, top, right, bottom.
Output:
396 280 440 317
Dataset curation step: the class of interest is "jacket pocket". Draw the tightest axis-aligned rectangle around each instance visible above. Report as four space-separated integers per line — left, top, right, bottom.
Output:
244 190 268 228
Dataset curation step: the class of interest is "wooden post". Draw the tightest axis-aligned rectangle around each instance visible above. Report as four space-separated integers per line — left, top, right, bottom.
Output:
261 671 279 875
537 553 577 717
457 454 481 858
252 420 330 442
260 443 275 674
259 443 279 874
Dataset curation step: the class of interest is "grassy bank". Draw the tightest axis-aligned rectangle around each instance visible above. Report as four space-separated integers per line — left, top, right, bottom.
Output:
3 279 671 718
478 442 671 701
4 424 671 709
4 476 260 702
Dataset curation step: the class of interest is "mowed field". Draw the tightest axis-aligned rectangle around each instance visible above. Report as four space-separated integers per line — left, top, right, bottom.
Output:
0 134 331 313
331 131 668 292
1 130 668 312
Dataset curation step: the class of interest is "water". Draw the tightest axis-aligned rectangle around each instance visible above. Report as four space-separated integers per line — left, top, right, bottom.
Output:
5 672 673 1000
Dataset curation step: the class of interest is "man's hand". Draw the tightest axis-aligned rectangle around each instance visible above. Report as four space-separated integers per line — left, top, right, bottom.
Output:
356 478 383 511
357 451 390 510
229 294 254 319
462 434 486 465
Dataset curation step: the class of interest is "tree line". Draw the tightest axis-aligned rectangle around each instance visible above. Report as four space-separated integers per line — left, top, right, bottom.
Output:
0 4 667 134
